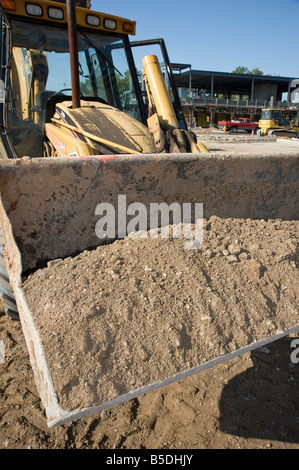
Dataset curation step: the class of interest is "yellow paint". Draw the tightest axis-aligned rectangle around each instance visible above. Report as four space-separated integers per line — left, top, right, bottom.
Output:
45 123 92 157
142 55 178 130
50 118 140 154
1 0 136 36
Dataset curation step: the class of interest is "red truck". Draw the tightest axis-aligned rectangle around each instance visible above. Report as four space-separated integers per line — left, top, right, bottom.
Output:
218 118 259 133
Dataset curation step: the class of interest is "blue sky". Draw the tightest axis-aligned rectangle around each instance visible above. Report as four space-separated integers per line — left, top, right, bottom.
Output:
90 0 299 78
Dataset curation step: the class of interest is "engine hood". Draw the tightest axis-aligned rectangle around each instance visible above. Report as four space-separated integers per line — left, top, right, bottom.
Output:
52 100 156 155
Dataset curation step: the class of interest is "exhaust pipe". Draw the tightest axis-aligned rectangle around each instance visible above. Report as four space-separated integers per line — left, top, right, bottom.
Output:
66 0 80 109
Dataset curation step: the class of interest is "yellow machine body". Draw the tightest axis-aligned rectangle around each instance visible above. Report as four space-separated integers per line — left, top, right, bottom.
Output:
258 108 299 137
45 100 157 156
1 0 208 158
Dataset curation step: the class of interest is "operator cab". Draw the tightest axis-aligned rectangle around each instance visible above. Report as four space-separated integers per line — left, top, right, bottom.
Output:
0 0 145 158
260 109 290 127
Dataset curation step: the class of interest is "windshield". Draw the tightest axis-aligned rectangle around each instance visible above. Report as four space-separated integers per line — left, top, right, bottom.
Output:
260 109 285 124
8 19 142 156
260 110 272 120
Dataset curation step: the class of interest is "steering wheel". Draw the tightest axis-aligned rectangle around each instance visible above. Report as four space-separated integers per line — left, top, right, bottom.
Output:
51 88 73 97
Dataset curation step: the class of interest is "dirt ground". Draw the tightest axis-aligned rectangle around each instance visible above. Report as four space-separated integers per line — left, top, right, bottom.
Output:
1 215 299 449
1 306 299 449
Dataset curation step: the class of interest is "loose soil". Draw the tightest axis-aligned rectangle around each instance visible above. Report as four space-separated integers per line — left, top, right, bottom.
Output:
1 215 299 448
1 307 299 449
22 217 299 413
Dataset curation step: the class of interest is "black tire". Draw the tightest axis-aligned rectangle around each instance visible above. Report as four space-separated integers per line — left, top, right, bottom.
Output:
0 228 19 321
230 126 237 133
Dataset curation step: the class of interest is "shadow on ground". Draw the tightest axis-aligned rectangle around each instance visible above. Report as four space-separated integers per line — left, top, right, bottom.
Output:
219 336 299 443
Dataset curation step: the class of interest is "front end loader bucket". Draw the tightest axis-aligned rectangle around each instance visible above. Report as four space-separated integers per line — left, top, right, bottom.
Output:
0 151 298 426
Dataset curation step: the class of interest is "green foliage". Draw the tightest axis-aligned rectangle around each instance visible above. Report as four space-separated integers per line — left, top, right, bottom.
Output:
232 66 264 75
250 67 264 76
232 66 250 74
116 70 130 101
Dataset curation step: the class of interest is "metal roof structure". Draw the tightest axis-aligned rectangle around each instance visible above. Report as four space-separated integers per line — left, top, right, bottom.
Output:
173 68 296 101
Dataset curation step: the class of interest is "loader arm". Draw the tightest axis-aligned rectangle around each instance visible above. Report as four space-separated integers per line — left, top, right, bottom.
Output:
131 38 188 130
142 54 208 154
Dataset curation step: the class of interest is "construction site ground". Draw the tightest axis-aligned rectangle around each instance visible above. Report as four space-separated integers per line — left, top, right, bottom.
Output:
205 139 299 154
1 130 299 450
194 128 299 154
1 303 299 450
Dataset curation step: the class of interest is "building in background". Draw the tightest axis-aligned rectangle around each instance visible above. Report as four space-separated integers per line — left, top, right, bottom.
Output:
170 65 298 128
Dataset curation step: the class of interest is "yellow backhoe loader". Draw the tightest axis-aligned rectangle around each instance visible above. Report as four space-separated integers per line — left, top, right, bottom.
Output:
0 0 298 428
257 107 299 137
0 0 207 161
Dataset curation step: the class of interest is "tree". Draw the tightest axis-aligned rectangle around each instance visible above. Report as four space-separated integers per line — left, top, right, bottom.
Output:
232 66 264 75
116 70 130 101
232 66 250 74
250 67 264 76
